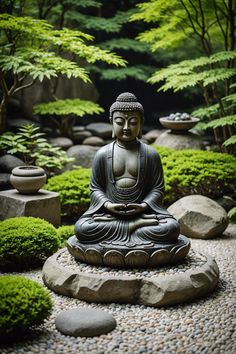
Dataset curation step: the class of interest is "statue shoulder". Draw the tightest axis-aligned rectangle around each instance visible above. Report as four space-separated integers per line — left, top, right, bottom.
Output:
93 142 113 162
141 142 161 162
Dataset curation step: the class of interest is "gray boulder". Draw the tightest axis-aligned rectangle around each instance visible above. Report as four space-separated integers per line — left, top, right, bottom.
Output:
55 308 116 337
0 173 11 190
143 129 162 144
168 195 229 239
154 130 204 150
66 145 99 169
0 155 25 173
73 130 92 144
49 137 73 150
82 136 105 146
86 123 112 139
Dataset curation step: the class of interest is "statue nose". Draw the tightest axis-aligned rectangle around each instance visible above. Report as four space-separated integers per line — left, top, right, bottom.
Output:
123 121 129 130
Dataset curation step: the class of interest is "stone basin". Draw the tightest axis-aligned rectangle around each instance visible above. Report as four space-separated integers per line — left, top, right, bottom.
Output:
159 117 200 132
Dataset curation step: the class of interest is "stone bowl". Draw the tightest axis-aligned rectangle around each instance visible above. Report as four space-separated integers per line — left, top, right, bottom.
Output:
159 117 200 132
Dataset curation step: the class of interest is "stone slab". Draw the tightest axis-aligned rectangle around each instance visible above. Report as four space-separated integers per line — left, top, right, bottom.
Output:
0 189 61 227
55 308 116 337
43 248 219 307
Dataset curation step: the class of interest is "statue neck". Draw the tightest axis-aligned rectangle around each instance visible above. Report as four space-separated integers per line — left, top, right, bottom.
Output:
116 139 138 150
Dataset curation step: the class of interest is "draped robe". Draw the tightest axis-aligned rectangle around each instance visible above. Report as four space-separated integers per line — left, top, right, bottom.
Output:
75 141 179 248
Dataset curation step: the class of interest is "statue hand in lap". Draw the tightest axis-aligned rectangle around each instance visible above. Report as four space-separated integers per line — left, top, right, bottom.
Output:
104 202 148 216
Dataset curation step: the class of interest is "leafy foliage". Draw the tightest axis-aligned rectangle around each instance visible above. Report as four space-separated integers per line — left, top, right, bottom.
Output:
0 217 60 270
45 167 91 217
57 225 75 247
132 0 236 151
34 99 104 116
228 207 236 223
148 52 236 91
0 124 73 172
0 276 53 341
0 12 126 133
154 146 236 204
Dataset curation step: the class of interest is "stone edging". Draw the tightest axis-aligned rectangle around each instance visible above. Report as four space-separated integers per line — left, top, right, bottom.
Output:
42 248 219 307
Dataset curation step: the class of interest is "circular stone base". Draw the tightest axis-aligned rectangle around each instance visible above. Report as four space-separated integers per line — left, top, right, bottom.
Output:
67 235 190 268
43 248 219 307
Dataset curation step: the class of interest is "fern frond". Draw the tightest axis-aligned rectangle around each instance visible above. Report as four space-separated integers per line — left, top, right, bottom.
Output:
206 115 236 129
223 135 236 147
100 39 150 53
202 69 236 86
91 65 156 81
34 99 104 117
192 104 220 119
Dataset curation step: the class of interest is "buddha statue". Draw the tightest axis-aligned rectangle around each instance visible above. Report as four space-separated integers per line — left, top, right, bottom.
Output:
67 92 190 267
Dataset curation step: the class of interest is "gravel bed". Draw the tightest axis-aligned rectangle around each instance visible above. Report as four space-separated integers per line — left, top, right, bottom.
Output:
58 249 206 277
1 235 236 354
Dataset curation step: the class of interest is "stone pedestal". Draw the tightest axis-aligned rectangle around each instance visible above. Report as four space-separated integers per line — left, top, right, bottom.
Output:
154 130 204 150
0 189 61 227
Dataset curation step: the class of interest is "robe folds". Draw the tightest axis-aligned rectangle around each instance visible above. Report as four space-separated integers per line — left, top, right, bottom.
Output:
75 141 180 247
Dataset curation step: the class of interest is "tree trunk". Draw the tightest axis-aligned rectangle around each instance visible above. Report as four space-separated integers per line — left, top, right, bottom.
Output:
0 99 7 133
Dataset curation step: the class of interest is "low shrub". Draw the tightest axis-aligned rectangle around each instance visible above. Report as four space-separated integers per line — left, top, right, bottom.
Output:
0 275 53 341
153 146 236 204
57 225 74 247
0 217 60 270
228 207 236 223
45 167 91 217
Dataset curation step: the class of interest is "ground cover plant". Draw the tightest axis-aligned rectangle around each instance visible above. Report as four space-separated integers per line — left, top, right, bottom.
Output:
0 217 60 270
0 275 53 342
45 167 91 217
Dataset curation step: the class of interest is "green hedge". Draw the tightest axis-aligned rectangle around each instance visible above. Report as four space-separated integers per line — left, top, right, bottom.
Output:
45 167 91 216
45 148 236 212
0 217 60 270
0 275 53 341
154 146 236 204
57 225 74 247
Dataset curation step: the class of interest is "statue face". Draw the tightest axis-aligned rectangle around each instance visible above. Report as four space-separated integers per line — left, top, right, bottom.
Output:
112 111 141 141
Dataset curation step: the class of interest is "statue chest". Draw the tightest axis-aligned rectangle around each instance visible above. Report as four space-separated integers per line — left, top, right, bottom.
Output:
113 146 138 187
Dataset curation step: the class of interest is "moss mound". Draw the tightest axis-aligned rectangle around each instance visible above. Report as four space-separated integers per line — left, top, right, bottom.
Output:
45 167 91 217
154 146 236 204
57 225 74 247
0 275 53 341
0 217 60 270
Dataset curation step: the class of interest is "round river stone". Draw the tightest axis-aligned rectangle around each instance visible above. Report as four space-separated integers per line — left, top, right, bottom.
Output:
55 308 117 337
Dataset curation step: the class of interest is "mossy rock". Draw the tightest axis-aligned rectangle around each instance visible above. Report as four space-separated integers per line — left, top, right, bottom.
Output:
0 217 60 271
0 275 53 342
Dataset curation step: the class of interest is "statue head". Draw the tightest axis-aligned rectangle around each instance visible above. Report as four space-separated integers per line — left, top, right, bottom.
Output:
109 92 144 139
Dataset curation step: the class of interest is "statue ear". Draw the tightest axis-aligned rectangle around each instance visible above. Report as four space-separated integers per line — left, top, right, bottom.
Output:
138 122 143 139
112 128 116 138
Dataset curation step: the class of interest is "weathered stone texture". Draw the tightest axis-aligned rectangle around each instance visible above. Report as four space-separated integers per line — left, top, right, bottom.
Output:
55 308 117 337
168 195 229 239
0 189 61 227
43 248 219 307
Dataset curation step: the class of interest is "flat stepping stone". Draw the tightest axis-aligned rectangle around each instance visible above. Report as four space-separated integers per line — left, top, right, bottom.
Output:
55 308 116 337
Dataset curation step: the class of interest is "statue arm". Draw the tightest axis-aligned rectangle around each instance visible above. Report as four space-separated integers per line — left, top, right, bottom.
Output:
142 149 166 212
